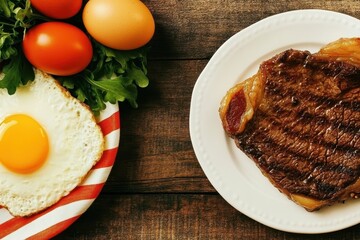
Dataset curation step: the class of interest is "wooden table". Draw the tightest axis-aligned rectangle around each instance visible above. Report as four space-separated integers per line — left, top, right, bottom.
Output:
56 1 360 239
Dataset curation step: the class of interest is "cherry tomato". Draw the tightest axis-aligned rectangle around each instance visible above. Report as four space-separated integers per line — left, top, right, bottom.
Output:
30 0 82 19
82 0 155 50
22 22 93 76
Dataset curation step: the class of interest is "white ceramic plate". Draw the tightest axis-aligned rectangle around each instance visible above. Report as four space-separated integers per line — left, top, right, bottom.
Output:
190 9 360 234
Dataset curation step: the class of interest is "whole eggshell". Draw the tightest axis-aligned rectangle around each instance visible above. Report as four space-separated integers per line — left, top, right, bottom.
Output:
82 0 155 50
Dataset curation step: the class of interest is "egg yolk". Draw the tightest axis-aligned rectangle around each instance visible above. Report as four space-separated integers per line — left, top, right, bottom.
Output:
0 114 49 174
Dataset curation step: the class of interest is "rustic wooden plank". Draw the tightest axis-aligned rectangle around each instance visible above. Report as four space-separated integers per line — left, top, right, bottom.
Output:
107 0 360 194
55 194 360 239
54 0 360 238
145 0 360 60
106 59 215 193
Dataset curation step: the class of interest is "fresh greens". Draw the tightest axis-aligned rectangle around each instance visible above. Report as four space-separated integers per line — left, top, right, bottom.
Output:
58 41 149 114
0 0 150 115
0 0 36 91
0 46 34 94
0 0 47 58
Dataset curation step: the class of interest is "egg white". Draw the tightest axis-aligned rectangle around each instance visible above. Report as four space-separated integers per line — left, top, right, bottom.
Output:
0 70 104 217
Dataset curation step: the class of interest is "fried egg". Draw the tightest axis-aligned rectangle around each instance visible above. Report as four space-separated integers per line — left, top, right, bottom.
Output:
0 69 104 217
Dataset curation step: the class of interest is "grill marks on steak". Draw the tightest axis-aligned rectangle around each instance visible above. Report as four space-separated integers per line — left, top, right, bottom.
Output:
221 47 360 211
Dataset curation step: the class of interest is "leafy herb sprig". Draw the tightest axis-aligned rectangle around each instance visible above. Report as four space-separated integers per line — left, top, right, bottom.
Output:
0 0 150 115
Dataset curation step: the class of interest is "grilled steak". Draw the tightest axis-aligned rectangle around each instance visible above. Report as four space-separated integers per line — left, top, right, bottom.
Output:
219 38 360 211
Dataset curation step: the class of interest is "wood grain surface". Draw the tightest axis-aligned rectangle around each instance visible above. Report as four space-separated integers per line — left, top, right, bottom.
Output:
56 0 360 239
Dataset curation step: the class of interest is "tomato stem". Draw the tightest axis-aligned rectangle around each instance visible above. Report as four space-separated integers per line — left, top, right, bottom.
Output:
0 21 15 27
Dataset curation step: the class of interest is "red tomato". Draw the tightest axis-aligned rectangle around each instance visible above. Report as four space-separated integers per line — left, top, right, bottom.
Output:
30 0 82 19
22 22 93 76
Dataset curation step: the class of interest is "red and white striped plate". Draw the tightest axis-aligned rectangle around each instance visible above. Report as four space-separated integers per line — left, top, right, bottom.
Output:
0 103 120 239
